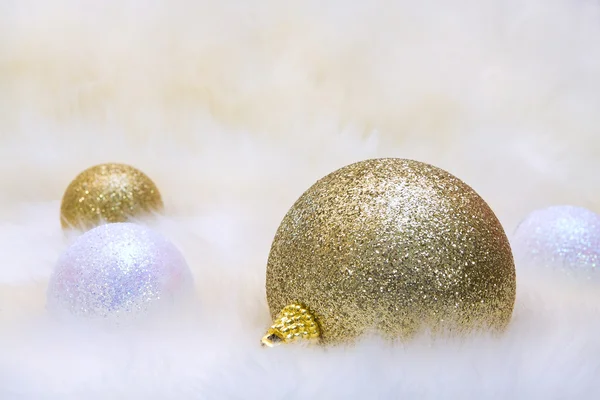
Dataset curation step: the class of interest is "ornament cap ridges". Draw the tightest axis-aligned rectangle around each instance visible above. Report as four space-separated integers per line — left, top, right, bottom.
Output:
261 303 321 347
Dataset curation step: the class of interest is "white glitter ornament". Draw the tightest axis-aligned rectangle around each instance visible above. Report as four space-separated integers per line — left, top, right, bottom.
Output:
512 205 600 273
47 223 194 321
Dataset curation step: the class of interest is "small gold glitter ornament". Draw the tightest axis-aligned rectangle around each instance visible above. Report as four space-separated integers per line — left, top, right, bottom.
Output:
60 163 164 230
264 158 516 346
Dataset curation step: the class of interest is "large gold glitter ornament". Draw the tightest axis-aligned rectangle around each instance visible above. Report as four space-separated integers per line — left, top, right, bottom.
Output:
60 163 164 230
264 158 516 346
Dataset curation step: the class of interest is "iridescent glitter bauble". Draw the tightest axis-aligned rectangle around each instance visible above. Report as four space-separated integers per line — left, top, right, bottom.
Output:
60 163 164 231
47 223 193 320
263 158 516 346
512 205 600 273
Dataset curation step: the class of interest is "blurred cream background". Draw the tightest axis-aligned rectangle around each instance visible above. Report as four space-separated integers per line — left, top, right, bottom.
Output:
2 0 599 226
1 0 600 398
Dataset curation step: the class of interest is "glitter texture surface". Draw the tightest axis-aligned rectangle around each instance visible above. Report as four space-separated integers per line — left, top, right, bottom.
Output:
266 158 516 345
60 163 164 230
47 223 194 320
512 205 600 274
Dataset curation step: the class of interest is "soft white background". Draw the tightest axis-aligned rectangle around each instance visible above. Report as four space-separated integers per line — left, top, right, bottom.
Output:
1 0 600 398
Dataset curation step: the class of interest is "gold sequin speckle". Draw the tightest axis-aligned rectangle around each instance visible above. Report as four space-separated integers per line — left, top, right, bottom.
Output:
60 163 164 231
265 158 516 345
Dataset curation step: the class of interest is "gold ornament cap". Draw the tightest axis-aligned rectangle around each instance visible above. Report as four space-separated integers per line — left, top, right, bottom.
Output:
261 303 321 347
60 163 164 231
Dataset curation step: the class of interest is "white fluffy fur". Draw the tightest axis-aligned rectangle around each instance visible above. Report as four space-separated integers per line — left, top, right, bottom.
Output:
2 0 600 398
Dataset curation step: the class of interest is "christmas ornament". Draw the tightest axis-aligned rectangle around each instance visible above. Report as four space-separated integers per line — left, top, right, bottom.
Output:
60 163 163 230
263 158 516 346
512 205 600 273
47 223 194 320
